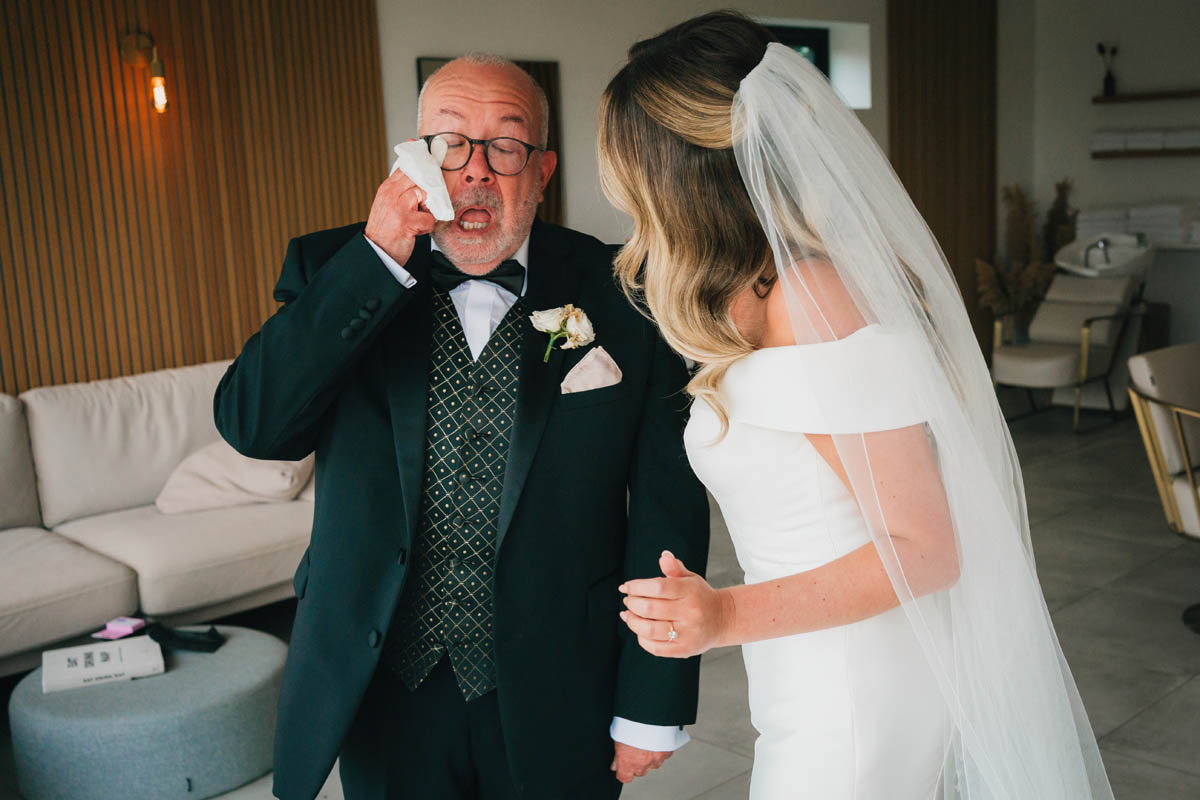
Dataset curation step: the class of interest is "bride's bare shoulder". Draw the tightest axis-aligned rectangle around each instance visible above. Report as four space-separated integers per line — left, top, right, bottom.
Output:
768 259 869 343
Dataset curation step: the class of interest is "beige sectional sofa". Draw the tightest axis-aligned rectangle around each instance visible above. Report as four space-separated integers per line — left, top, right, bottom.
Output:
0 361 313 676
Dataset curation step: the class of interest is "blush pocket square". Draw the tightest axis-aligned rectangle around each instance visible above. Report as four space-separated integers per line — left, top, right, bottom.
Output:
560 346 623 394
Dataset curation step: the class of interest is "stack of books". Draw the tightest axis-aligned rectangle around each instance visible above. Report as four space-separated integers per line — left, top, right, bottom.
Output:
41 636 164 693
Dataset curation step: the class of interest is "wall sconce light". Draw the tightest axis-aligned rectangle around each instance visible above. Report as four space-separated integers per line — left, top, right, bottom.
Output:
118 29 167 114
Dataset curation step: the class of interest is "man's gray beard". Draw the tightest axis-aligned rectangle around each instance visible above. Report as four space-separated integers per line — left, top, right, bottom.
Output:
433 190 540 268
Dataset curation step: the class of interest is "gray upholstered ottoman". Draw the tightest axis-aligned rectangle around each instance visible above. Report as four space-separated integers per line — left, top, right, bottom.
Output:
8 625 286 800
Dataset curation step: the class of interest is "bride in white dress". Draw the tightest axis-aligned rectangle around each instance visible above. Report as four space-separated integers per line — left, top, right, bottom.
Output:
597 11 1114 799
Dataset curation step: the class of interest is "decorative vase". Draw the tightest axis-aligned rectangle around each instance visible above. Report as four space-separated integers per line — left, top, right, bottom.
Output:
1043 178 1077 261
1103 69 1117 98
1013 309 1034 345
1012 322 1031 346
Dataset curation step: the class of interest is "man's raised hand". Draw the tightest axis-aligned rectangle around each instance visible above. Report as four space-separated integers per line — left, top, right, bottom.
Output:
364 161 437 267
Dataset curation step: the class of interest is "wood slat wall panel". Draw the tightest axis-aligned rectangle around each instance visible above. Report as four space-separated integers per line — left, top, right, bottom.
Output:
0 5 32 392
0 0 385 395
888 0 998 349
9 1 41 383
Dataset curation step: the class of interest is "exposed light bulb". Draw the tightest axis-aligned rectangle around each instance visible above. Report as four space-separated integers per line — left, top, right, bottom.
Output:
151 76 166 112
150 47 167 113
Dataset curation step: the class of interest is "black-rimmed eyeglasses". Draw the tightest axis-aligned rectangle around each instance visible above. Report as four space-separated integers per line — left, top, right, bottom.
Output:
422 132 545 176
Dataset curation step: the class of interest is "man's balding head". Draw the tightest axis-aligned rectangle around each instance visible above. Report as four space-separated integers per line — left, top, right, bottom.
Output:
418 53 549 147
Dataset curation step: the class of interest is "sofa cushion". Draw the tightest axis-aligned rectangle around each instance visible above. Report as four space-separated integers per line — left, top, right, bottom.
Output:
0 527 138 659
1028 301 1124 348
20 361 232 527
1043 274 1134 306
54 502 313 616
156 439 315 514
991 343 1111 388
1031 274 1136 349
0 394 41 529
298 471 315 502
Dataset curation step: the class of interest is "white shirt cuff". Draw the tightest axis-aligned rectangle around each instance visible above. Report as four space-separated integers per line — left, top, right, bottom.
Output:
364 236 418 289
610 716 690 752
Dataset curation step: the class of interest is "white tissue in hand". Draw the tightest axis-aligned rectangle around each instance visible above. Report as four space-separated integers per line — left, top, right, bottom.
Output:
390 140 455 221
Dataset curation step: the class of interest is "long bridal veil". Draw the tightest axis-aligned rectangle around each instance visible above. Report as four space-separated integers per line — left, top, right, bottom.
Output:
733 43 1113 799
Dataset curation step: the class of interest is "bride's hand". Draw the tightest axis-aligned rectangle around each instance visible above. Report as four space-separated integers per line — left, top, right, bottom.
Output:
619 551 734 658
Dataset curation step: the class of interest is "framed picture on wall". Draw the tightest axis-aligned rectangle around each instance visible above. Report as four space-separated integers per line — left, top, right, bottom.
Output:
415 56 565 226
416 57 451 88
763 25 831 77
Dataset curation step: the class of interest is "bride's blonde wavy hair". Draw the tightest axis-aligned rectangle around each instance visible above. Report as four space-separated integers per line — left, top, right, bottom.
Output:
598 11 819 433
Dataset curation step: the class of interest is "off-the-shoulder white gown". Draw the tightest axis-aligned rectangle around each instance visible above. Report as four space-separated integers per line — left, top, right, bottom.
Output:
685 326 950 799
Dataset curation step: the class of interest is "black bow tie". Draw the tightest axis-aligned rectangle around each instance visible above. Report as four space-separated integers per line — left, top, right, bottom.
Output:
428 250 526 296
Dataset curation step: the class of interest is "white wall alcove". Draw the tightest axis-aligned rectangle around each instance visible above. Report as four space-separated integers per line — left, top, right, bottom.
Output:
756 17 872 109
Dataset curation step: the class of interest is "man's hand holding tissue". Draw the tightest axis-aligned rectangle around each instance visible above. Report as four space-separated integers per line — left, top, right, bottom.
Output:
364 158 437 268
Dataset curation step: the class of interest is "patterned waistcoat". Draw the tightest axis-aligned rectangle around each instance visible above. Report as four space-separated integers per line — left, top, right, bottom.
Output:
382 288 525 701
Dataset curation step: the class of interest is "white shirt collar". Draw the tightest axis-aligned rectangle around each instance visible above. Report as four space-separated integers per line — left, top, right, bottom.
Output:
430 232 531 296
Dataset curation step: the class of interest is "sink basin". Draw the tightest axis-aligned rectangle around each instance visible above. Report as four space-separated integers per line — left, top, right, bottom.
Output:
1055 233 1155 277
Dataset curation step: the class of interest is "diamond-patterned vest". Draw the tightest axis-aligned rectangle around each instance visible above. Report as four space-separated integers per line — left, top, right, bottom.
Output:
382 288 525 701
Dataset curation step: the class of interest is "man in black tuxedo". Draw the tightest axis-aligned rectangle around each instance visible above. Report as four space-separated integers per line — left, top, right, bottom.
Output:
213 53 708 800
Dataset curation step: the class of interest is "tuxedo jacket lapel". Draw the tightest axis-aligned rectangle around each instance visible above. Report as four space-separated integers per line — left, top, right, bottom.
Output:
495 221 582 556
381 240 434 539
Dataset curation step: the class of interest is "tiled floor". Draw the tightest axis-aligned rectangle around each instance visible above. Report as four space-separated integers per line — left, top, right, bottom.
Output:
3 404 1199 799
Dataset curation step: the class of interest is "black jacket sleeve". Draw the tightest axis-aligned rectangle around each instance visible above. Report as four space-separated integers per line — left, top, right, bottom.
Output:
613 328 710 726
213 227 421 460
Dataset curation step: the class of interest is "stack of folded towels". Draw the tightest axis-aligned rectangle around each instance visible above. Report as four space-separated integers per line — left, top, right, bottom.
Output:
1129 204 1186 246
1075 204 1200 247
1125 131 1166 151
1076 207 1128 241
1088 129 1200 154
1164 129 1200 150
1088 131 1127 154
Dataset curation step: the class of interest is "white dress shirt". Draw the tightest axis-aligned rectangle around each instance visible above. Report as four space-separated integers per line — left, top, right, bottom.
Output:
364 233 690 753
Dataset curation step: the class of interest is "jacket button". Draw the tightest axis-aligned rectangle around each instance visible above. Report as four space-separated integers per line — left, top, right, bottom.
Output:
341 326 354 340
396 547 407 565
349 318 365 332
365 298 381 311
358 308 372 320
367 630 380 648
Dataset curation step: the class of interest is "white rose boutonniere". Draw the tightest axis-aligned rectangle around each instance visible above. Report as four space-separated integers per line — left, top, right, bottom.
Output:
530 304 595 362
